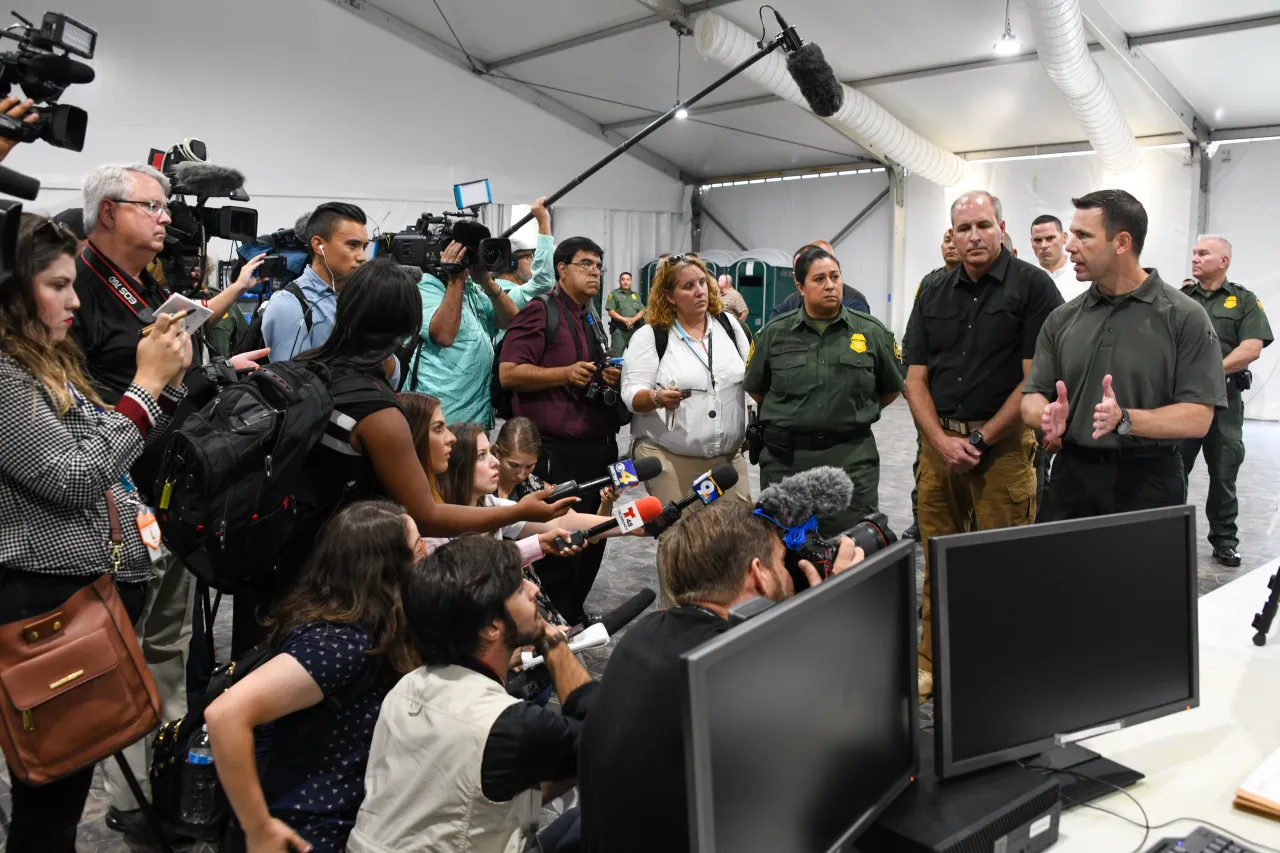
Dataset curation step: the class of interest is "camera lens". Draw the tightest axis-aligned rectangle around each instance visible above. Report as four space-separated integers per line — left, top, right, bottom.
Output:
845 513 897 557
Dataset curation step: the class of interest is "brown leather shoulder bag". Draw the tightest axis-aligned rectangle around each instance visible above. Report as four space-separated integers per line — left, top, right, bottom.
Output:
0 491 162 785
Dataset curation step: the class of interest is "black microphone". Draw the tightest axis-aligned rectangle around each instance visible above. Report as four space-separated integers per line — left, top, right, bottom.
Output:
0 165 39 200
167 161 246 198
26 53 95 85
546 455 663 501
555 495 664 550
642 463 740 537
771 9 844 118
601 588 657 635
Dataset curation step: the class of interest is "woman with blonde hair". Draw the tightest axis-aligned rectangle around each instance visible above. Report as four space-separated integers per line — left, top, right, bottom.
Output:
620 254 751 507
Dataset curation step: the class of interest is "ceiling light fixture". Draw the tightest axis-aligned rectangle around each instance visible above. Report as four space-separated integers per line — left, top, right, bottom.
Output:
994 0 1020 55
676 106 689 120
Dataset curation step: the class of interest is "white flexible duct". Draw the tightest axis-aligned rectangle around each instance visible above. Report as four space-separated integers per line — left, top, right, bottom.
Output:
1025 0 1140 175
694 12 968 188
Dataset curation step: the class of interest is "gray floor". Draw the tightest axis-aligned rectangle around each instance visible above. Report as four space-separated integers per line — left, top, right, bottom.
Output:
6 402 1279 851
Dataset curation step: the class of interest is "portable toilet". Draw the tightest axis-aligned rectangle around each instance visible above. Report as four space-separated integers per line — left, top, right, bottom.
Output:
732 250 795 333
639 258 661 304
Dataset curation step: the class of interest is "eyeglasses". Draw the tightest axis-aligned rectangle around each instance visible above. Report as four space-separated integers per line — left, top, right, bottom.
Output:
568 259 605 275
112 199 170 218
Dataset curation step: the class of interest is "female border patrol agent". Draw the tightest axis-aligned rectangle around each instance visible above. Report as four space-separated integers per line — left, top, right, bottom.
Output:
743 245 904 536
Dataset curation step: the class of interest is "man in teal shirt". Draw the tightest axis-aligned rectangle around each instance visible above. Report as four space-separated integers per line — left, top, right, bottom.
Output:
411 198 555 427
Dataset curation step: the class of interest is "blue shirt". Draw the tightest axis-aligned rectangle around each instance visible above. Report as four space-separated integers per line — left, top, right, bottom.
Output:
261 266 338 361
410 233 555 428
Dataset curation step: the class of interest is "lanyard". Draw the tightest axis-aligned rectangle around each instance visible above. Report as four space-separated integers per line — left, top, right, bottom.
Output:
673 319 715 389
81 243 160 322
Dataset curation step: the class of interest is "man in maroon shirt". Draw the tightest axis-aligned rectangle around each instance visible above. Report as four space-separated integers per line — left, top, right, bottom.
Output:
499 236 623 623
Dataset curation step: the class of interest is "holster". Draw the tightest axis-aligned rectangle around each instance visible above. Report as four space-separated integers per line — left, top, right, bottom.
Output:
745 410 765 466
762 425 794 465
1229 369 1253 392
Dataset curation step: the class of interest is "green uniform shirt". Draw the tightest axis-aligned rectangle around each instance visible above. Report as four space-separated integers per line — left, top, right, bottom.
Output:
1180 280 1274 359
606 288 644 319
743 307 904 434
1025 268 1228 449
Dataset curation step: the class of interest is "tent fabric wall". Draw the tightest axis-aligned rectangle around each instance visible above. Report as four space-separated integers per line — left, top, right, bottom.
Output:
697 172 893 321
1210 140 1280 420
14 0 685 265
552 208 691 306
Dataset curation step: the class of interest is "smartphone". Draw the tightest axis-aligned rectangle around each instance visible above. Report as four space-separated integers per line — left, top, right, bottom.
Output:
678 389 693 399
259 255 289 279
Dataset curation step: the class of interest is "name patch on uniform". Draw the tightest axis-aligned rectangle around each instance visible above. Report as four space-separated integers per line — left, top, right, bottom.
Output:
1224 295 1238 309
850 333 867 353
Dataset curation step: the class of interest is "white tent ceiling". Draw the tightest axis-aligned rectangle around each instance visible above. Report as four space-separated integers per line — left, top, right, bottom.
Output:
352 0 1280 182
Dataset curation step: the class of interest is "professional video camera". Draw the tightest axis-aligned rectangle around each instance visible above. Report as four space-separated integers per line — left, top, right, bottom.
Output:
755 467 898 592
0 10 95 153
157 138 258 292
378 208 511 277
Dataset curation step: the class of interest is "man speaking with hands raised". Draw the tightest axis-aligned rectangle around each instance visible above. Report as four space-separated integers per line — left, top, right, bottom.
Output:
1023 190 1226 521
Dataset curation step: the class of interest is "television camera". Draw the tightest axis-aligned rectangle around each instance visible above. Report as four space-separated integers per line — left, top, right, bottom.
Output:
376 181 510 277
0 10 95 153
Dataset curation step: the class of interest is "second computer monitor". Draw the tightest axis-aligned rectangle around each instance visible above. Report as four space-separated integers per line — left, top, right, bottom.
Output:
931 505 1199 778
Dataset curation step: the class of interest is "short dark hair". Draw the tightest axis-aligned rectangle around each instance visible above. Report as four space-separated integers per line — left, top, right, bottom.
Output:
620 271 632 280
1071 190 1148 256
554 236 604 279
305 202 368 246
403 536 525 665
793 244 839 284
1031 214 1062 233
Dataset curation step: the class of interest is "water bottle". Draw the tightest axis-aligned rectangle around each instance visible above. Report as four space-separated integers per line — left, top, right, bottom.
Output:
179 724 218 826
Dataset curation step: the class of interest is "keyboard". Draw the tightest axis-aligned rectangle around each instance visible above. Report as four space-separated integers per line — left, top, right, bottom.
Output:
1144 826 1262 853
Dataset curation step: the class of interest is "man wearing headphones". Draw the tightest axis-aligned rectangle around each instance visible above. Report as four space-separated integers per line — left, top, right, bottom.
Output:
260 202 369 361
410 197 555 427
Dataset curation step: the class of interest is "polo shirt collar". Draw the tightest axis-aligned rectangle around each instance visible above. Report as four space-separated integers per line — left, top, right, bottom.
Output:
956 246 1012 287
1084 268 1165 306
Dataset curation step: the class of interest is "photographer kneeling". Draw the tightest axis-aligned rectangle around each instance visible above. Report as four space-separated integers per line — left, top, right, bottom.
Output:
577 503 863 853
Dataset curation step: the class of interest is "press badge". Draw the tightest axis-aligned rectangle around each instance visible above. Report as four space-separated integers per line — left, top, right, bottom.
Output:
137 507 164 562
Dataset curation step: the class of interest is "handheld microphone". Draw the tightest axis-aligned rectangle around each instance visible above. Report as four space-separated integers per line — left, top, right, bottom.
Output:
555 495 665 550
641 463 740 537
520 587 658 668
167 161 246 198
546 456 663 501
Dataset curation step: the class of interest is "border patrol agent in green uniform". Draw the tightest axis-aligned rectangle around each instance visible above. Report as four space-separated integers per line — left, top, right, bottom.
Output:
743 246 904 536
606 272 645 356
1178 237 1274 566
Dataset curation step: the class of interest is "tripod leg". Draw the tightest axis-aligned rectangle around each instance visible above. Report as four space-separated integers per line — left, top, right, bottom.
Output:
112 753 177 853
1251 570 1280 646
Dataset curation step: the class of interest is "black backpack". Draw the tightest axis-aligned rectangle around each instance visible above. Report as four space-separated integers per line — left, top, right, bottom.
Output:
233 282 313 359
150 639 383 841
487 292 564 419
652 311 739 359
154 362 386 592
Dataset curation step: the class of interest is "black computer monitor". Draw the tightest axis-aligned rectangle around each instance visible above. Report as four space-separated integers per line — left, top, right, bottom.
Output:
931 505 1199 780
682 540 918 853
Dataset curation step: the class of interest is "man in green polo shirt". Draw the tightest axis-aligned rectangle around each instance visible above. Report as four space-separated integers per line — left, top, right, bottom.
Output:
1023 190 1227 521
606 271 645 356
1178 235 1274 567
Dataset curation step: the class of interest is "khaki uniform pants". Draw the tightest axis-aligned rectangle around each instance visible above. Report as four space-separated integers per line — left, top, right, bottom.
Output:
917 426 1037 671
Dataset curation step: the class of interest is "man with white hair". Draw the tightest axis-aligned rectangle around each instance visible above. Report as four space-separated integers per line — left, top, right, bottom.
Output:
1179 235 1274 567
716 273 749 323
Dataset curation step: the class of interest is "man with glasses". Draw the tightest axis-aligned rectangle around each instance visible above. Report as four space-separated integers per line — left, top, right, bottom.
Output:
499 236 624 625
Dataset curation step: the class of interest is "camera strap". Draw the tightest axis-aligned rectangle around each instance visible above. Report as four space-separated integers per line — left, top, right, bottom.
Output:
81 242 162 323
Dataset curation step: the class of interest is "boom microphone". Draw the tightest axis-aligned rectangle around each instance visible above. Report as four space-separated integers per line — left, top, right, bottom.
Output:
546 456 664 501
167 161 246 199
642 463 740 537
786 42 844 118
755 466 853 529
555 494 665 550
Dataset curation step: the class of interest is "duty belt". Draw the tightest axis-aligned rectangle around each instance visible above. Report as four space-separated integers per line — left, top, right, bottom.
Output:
938 417 985 436
763 425 871 452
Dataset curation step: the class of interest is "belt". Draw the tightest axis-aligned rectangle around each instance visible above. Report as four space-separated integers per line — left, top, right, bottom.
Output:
763 425 871 452
938 417 986 436
1059 443 1178 463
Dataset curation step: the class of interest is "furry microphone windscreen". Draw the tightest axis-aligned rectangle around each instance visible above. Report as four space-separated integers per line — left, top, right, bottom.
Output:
756 466 854 528
786 42 844 118
167 161 245 198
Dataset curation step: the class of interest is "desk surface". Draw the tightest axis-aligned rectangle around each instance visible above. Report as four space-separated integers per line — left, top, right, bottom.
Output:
1056 561 1280 851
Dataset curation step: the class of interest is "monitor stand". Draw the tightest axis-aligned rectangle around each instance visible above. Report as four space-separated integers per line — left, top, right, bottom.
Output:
1024 743 1143 807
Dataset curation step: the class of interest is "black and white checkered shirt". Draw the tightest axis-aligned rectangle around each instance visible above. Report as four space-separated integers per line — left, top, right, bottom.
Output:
0 354 184 584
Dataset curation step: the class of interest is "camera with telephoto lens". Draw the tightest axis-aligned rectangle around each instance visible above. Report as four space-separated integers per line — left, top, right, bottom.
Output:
377 207 511 277
583 356 619 406
0 11 96 153
784 512 897 592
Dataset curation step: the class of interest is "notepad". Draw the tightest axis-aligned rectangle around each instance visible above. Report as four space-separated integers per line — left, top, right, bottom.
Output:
1235 746 1280 820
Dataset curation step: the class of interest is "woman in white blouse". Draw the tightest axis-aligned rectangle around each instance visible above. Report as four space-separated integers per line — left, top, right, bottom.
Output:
621 255 752 506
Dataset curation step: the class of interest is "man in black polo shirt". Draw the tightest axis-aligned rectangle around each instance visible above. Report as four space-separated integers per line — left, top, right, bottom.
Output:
903 190 1062 701
578 503 861 853
1023 190 1226 521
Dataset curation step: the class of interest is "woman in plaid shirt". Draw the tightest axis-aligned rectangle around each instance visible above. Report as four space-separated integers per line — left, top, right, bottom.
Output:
0 214 191 853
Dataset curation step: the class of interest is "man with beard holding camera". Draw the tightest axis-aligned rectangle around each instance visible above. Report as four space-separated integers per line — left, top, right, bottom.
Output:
499 236 623 625
577 503 863 853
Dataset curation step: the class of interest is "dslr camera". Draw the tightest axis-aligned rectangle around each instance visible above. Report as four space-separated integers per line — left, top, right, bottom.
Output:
783 513 897 592
0 10 96 152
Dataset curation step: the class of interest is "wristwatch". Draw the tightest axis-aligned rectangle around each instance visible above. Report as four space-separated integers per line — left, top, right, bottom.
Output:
1116 408 1132 436
968 430 990 453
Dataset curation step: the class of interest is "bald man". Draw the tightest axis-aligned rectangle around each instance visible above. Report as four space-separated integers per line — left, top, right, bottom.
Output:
1179 236 1273 567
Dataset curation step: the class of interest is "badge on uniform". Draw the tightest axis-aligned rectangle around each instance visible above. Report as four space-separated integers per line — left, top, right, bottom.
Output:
137 507 164 563
1224 296 1238 309
630 293 637 301
850 333 867 353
